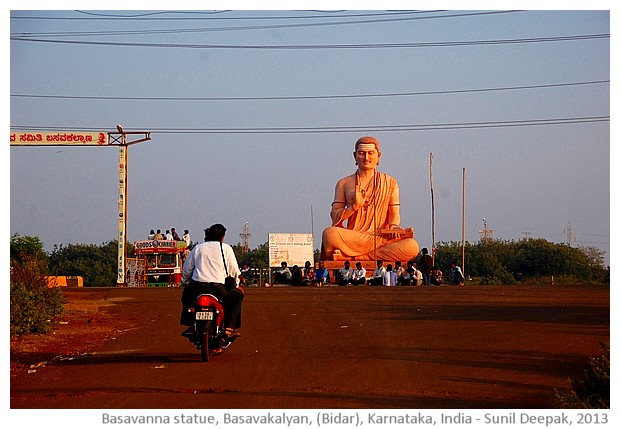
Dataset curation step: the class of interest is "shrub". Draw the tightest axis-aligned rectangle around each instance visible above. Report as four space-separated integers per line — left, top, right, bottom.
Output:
10 258 64 336
555 342 610 408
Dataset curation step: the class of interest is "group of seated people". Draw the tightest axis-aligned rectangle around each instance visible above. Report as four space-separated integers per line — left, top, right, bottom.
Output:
274 261 331 287
273 259 444 287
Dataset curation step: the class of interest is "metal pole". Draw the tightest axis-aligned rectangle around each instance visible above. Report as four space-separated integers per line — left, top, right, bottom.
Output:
117 143 127 286
429 153 435 265
461 168 465 272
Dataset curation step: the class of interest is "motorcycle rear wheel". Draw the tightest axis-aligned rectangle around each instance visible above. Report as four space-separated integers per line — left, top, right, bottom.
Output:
200 332 210 362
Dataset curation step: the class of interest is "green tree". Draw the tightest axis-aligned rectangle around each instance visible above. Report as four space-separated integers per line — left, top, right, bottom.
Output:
10 233 47 270
48 240 120 286
433 238 608 285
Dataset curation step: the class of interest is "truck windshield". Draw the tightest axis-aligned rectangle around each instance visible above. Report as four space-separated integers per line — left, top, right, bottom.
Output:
158 254 176 268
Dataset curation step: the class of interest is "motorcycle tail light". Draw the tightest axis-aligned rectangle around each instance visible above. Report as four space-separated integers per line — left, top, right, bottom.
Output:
196 294 218 307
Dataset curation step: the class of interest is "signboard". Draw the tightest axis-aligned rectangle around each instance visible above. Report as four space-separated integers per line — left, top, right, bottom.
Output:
10 131 108 146
268 233 314 268
134 240 186 254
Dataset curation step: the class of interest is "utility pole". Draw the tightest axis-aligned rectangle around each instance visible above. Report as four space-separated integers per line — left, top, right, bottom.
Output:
461 167 466 276
479 218 494 243
565 221 575 247
429 153 435 264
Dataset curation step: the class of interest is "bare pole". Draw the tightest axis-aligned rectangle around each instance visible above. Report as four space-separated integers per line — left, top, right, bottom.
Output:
429 153 435 265
461 167 466 276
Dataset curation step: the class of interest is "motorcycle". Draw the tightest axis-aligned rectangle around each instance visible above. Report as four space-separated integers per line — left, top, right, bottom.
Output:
184 293 237 362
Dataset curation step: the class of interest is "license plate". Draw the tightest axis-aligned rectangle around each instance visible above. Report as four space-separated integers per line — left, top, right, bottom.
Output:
195 311 214 321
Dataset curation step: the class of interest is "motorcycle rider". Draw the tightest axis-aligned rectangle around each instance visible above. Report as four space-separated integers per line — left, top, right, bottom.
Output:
180 223 244 340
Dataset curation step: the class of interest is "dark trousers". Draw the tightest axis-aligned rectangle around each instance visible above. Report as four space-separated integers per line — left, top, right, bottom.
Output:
422 272 431 285
180 281 244 329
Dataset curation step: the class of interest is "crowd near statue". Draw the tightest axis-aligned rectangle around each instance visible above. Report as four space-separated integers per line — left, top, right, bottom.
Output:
321 136 420 262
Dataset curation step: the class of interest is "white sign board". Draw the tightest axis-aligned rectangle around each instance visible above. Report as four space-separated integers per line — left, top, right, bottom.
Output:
268 233 314 268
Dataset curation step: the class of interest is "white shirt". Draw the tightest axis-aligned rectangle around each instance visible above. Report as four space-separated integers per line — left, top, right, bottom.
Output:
383 270 398 286
339 266 354 280
182 241 240 285
182 233 191 245
372 266 386 278
353 267 366 280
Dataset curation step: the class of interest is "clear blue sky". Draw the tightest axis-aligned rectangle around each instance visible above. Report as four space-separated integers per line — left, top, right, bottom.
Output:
9 4 612 266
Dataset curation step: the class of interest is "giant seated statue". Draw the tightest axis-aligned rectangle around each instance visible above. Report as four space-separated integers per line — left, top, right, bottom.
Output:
321 136 420 262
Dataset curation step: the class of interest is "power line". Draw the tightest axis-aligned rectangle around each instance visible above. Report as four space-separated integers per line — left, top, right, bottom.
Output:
10 33 608 49
10 80 609 102
10 10 517 26
12 115 609 135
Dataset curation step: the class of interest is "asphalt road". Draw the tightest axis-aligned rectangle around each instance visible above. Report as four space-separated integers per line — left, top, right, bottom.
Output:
10 284 609 410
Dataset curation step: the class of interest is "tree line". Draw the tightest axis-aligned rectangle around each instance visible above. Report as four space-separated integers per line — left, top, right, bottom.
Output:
11 233 609 287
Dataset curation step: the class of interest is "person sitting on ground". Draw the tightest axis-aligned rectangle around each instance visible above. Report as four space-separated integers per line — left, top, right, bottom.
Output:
274 261 292 284
179 223 244 343
394 260 406 285
369 260 386 286
406 260 422 286
450 261 465 286
430 265 443 286
290 265 303 286
313 262 330 286
301 261 314 286
352 261 367 285
338 261 354 286
383 264 398 286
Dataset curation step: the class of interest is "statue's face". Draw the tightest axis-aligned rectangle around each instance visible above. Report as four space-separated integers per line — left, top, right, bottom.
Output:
354 143 381 170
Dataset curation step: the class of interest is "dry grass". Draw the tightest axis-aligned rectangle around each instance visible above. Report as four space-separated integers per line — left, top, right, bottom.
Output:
10 296 135 376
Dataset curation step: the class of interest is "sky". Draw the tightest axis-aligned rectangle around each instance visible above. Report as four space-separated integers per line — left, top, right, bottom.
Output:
8 2 612 268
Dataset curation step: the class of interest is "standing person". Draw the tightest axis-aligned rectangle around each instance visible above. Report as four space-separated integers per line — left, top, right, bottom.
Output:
182 229 191 246
154 229 164 240
148 229 156 240
450 261 465 286
419 247 433 286
171 227 181 241
338 261 354 286
369 260 386 285
352 261 367 286
165 230 174 240
180 223 244 339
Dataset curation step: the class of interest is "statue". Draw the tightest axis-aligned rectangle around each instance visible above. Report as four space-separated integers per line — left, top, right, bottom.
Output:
321 136 420 262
